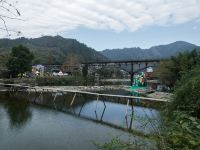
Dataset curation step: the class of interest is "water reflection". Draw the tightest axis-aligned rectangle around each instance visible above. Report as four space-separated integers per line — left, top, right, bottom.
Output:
25 91 161 135
1 91 161 136
1 95 32 130
0 91 162 150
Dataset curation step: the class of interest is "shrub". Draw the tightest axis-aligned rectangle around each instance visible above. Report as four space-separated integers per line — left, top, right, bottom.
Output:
155 49 200 88
35 75 94 86
169 68 200 118
163 68 200 149
164 112 200 149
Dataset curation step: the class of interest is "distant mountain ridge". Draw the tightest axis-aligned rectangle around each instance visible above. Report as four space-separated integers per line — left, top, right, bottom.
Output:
101 41 200 61
0 36 107 64
1 37 199 64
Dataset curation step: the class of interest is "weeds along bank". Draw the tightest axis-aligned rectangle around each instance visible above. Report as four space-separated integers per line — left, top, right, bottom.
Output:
99 50 200 149
162 68 200 149
1 76 95 86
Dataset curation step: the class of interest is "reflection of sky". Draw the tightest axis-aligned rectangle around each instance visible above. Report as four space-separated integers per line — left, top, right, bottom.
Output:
0 105 8 141
74 100 160 134
0 101 141 150
0 93 160 149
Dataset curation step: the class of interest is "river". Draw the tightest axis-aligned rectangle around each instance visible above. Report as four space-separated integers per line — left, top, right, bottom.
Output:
0 91 161 150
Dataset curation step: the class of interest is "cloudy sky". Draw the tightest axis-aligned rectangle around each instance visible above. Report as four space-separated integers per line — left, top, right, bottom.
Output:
1 0 200 50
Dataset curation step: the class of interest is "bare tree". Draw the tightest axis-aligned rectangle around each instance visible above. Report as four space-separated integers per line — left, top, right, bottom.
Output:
62 53 80 73
0 0 21 37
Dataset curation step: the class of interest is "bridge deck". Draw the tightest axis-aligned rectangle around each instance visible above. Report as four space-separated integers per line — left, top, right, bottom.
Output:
82 59 161 65
0 83 168 102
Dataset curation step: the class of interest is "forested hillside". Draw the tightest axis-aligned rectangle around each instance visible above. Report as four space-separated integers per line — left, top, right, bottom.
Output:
0 36 107 64
102 41 200 61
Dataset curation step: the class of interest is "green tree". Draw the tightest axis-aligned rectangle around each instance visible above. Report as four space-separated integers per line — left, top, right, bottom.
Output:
163 69 200 149
168 68 200 118
155 49 200 88
47 52 54 65
82 64 89 85
0 52 9 69
6 45 34 77
82 64 88 78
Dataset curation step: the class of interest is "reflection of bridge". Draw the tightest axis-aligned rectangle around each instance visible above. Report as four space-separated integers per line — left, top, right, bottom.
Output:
0 83 169 135
0 83 168 135
83 59 161 85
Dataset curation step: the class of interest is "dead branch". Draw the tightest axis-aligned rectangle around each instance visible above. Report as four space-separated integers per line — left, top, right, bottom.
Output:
0 0 21 37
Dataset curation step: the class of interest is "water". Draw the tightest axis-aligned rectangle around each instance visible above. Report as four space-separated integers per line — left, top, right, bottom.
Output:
0 92 161 150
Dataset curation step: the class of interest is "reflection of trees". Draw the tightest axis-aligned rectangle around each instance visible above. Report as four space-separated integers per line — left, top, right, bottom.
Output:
4 97 32 129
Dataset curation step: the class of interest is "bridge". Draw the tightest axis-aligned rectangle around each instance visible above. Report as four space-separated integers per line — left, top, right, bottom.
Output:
82 59 161 85
0 82 168 133
39 59 162 85
0 83 168 120
82 59 161 65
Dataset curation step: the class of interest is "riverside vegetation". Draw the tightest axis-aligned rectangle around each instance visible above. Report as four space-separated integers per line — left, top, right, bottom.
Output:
1 44 200 149
98 50 200 149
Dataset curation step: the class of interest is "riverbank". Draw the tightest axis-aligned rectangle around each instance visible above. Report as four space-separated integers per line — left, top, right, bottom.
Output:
0 83 171 102
0 84 129 92
35 85 130 92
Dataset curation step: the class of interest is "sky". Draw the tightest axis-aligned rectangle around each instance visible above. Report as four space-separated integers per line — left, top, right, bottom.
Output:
1 0 200 50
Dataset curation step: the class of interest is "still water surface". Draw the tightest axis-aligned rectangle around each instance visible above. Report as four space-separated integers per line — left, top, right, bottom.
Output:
0 92 160 150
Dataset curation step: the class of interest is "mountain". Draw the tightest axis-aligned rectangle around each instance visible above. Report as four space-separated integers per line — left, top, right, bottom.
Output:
101 41 200 61
0 36 107 64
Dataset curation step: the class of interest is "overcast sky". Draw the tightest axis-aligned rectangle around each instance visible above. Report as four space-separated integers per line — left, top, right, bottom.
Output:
1 0 200 50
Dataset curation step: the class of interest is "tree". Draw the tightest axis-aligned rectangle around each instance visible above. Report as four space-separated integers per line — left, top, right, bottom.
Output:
62 53 80 73
155 49 200 88
6 45 34 77
82 64 89 85
0 52 9 69
169 68 200 118
47 52 54 65
163 68 200 149
82 64 88 78
63 53 80 66
159 51 200 149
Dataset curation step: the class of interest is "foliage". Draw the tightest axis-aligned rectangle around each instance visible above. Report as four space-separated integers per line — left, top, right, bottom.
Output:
47 52 55 65
96 137 153 150
163 67 200 149
0 52 9 69
82 64 89 85
63 53 80 66
82 64 88 78
168 68 200 118
155 49 200 88
0 52 10 78
164 112 200 149
0 36 107 64
96 66 123 79
100 51 200 150
35 75 92 86
102 41 199 61
62 53 80 73
154 60 176 88
6 45 34 77
1 75 95 86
